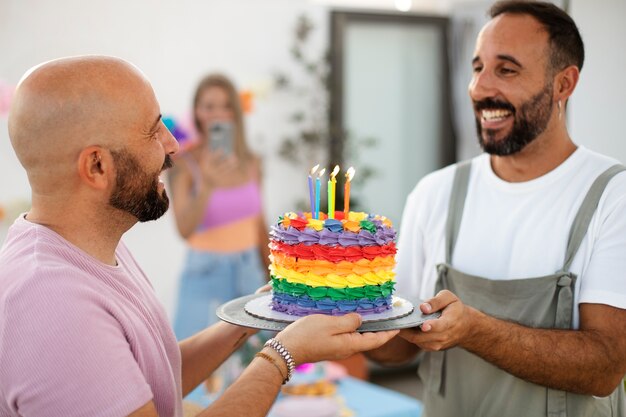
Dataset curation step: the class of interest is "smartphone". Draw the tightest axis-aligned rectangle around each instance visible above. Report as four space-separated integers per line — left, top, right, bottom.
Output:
208 121 233 155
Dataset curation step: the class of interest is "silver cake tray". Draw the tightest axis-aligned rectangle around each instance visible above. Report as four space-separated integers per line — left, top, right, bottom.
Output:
216 293 441 333
245 294 414 323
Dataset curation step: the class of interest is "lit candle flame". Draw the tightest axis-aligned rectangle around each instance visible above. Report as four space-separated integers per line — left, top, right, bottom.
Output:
318 168 326 177
346 166 355 182
330 165 340 179
310 164 320 175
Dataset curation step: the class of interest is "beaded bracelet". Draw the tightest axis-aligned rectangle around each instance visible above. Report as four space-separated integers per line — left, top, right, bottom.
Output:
255 351 287 382
264 338 296 384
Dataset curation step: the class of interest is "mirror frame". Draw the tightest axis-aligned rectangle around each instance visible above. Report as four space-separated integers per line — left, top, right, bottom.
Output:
329 10 457 180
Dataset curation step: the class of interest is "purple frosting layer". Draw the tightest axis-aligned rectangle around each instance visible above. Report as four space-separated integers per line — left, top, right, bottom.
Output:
271 294 392 316
270 225 396 247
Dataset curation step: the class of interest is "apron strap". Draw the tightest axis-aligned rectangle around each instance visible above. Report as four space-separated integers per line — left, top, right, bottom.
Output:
547 273 577 417
431 161 472 396
445 160 473 264
562 164 626 272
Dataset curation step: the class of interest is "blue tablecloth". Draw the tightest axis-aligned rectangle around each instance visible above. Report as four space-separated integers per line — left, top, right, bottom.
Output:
332 377 422 417
186 376 422 417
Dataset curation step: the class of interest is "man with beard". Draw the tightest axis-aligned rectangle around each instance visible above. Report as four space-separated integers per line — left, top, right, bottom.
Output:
367 1 626 416
0 56 398 417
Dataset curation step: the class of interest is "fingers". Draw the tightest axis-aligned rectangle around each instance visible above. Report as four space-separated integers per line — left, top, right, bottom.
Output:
421 321 434 332
331 313 362 334
202 149 237 167
399 325 448 351
280 314 398 363
420 316 451 333
420 289 458 314
211 155 237 170
398 327 421 343
352 330 400 352
399 294 470 351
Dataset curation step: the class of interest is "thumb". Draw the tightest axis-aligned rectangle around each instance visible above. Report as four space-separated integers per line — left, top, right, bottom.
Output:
421 289 457 314
332 313 362 334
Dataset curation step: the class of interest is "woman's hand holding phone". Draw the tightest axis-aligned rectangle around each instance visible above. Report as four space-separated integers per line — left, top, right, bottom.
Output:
199 149 240 190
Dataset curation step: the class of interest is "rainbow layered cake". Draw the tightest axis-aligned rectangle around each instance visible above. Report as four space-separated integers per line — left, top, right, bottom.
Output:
269 211 397 316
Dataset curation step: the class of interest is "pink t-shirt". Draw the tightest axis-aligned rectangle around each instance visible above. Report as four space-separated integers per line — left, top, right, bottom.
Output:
0 216 183 417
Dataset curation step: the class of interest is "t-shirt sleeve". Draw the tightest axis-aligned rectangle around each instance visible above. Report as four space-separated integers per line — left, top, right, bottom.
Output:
579 180 626 310
0 274 153 417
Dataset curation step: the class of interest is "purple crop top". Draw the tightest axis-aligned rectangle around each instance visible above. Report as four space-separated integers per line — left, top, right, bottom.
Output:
200 180 262 230
184 154 262 231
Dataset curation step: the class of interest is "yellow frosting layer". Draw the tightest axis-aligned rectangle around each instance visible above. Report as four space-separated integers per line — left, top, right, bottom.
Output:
270 264 395 288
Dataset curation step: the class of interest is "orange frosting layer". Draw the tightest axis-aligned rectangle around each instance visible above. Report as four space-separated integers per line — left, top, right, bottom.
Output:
271 252 395 276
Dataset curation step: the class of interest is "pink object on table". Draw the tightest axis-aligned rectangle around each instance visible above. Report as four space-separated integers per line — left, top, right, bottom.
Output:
324 361 348 381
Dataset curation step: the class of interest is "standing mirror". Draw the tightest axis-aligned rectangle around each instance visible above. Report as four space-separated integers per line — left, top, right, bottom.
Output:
330 11 456 225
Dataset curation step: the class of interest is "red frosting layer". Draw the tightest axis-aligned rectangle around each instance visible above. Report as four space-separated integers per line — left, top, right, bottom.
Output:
270 241 397 262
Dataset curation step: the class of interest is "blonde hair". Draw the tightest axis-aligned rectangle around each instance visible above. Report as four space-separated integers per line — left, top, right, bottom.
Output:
192 73 252 162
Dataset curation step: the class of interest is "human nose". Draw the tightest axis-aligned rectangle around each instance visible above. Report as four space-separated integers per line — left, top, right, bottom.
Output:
162 123 179 155
469 69 498 102
214 108 230 121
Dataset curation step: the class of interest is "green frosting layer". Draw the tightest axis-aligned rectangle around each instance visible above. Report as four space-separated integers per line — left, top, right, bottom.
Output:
271 276 395 301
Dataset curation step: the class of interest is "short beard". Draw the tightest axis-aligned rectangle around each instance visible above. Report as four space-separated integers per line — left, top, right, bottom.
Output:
475 81 554 156
109 150 172 222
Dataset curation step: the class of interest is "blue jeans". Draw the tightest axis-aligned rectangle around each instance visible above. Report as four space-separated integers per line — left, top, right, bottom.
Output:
173 247 268 402
173 247 266 340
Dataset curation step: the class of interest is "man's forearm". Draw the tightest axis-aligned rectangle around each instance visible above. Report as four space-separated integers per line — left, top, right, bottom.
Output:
464 308 623 396
197 352 284 417
179 322 254 396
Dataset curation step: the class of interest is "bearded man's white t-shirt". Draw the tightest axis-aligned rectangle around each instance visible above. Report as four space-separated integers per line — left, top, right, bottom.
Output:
396 146 626 328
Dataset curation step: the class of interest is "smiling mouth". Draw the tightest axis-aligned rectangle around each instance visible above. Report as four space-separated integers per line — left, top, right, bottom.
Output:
481 109 512 122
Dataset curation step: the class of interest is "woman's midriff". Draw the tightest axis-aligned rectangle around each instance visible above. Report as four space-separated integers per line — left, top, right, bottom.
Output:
186 215 260 253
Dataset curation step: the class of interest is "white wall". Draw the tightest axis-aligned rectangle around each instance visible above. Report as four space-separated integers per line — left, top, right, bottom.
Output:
1 0 625 319
0 0 328 318
569 0 626 160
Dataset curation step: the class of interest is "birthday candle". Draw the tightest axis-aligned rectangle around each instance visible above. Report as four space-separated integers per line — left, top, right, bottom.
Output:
328 165 340 219
308 164 319 217
344 167 355 218
315 168 325 220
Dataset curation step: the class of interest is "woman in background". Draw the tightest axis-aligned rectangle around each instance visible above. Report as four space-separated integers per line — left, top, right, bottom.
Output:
169 74 270 393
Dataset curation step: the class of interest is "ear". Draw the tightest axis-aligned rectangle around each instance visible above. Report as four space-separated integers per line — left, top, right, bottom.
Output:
77 146 113 190
554 65 580 103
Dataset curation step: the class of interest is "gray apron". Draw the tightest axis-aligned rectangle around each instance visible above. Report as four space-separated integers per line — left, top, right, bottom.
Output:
418 161 626 417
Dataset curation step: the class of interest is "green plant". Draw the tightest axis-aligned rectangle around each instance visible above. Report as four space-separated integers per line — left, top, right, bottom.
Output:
274 14 377 211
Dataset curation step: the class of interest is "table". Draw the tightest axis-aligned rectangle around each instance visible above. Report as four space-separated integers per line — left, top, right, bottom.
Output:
186 376 422 417
326 377 422 417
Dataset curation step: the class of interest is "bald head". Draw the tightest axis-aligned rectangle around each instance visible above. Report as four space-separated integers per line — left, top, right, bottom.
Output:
8 56 158 193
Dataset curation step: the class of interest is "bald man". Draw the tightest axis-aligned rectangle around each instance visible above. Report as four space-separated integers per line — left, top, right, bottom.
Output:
0 56 398 417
